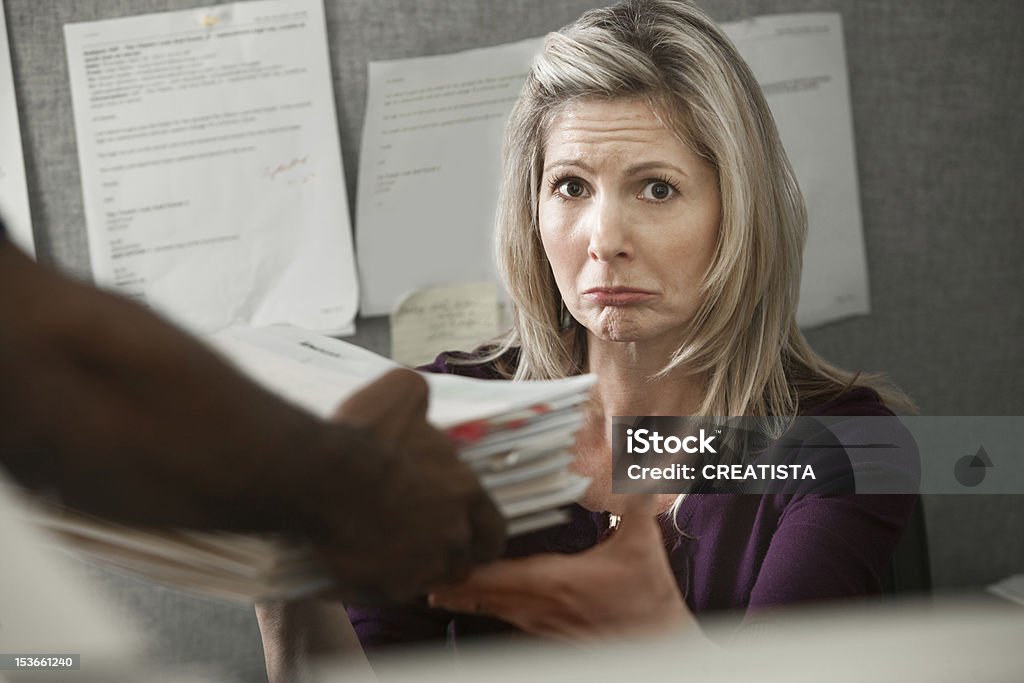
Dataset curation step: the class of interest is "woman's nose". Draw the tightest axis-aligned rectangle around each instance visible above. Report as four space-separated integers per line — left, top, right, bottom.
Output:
586 198 633 262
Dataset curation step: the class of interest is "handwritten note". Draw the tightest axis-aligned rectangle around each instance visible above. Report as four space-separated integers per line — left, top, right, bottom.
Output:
391 282 500 367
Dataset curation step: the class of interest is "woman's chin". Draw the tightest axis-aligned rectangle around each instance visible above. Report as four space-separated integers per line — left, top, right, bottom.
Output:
581 310 692 347
584 314 649 343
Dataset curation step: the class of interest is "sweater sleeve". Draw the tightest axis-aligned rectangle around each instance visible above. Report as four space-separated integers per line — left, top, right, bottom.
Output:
745 493 914 613
346 599 453 652
746 392 918 614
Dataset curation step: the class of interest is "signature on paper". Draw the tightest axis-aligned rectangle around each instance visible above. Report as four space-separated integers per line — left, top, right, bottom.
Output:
264 155 309 181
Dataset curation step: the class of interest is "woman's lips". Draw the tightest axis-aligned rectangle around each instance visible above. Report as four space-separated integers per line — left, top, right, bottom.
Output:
582 287 656 306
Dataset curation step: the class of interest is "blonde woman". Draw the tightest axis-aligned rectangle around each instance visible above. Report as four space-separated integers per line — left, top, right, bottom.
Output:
261 0 916 666
344 0 915 649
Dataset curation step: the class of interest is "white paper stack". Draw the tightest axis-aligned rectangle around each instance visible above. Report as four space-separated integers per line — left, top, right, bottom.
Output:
23 326 594 603
453 392 591 534
23 498 334 602
209 326 595 534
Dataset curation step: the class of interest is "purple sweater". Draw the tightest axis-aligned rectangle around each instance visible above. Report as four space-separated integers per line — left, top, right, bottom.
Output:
348 353 915 648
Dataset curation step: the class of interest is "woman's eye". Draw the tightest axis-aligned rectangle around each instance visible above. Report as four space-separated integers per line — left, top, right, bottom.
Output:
640 181 676 201
556 178 588 198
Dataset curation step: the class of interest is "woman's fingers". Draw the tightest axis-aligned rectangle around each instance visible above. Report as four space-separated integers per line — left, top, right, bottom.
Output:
427 494 697 641
428 553 567 615
430 556 551 602
427 559 629 642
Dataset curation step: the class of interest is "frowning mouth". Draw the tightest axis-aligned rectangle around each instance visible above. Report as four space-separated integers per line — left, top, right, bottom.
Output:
582 287 657 306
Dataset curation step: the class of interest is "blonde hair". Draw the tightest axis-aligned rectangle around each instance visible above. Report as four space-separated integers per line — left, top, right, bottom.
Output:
475 0 912 416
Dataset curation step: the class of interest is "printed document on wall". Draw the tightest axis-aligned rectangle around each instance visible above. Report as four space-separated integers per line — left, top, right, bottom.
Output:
64 0 357 334
0 0 34 256
357 38 543 316
723 13 870 327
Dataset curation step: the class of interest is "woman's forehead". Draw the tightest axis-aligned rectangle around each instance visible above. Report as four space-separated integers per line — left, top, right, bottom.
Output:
541 98 706 174
547 99 666 139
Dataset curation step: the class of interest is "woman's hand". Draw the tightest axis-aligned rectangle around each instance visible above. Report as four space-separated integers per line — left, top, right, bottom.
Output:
427 495 699 642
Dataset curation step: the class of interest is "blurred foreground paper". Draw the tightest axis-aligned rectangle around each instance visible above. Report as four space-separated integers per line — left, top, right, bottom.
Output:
391 282 499 367
316 599 1024 683
321 598 1024 683
1 479 218 681
0 0 33 256
24 327 595 603
0 475 136 666
63 0 357 334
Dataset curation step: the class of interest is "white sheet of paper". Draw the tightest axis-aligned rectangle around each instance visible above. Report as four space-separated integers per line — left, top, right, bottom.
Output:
208 324 593 428
391 281 499 367
64 0 357 334
356 14 869 327
0 476 136 662
317 600 1024 683
0 0 34 256
356 37 543 316
723 13 870 327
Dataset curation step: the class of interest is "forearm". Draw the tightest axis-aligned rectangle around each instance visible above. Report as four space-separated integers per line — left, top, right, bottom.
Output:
2 241 505 600
0 239 334 532
256 599 370 683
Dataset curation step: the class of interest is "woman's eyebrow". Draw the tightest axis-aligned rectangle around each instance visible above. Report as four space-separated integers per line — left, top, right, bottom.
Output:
542 159 690 178
623 161 689 178
543 158 594 174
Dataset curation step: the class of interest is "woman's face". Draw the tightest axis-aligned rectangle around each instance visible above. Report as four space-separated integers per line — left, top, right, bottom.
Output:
538 98 721 346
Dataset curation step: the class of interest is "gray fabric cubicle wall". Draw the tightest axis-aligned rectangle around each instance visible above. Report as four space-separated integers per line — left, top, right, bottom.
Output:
5 0 1023 680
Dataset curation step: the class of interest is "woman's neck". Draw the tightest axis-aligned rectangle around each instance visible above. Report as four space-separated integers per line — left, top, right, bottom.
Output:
571 332 704 516
585 331 705 418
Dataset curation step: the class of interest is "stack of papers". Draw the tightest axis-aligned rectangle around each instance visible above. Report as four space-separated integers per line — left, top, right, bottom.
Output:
449 386 591 534
23 499 335 603
209 326 595 534
23 326 594 602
